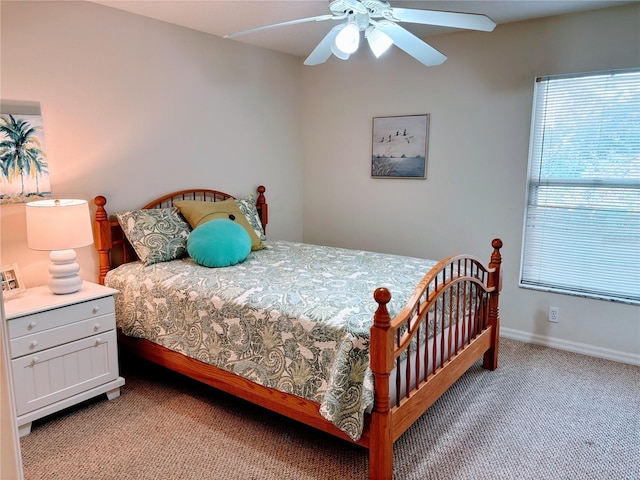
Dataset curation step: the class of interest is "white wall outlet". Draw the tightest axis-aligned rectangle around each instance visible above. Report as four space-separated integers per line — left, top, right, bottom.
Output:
548 306 560 323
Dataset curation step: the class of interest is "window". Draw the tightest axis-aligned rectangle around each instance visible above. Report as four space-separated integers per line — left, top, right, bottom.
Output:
520 69 640 305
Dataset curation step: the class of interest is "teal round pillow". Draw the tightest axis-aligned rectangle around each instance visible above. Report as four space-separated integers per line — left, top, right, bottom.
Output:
187 219 251 267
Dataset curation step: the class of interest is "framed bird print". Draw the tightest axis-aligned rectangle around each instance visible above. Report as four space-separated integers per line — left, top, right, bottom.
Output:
371 114 429 179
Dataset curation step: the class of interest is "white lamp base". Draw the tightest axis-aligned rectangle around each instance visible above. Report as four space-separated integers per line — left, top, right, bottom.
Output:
48 249 83 295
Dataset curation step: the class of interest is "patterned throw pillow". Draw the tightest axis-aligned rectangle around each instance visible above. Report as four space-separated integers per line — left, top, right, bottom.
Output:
236 194 266 241
116 208 191 265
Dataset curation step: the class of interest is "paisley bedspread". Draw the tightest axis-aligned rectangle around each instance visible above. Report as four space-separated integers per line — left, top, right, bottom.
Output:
105 240 437 440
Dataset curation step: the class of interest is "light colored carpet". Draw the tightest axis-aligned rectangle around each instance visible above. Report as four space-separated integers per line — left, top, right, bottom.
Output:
20 338 640 479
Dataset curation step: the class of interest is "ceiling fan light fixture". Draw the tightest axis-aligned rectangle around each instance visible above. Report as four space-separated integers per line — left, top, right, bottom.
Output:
330 42 351 60
366 26 393 58
334 21 360 55
227 0 497 68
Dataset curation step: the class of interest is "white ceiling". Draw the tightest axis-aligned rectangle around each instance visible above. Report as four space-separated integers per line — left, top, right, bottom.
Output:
89 0 636 58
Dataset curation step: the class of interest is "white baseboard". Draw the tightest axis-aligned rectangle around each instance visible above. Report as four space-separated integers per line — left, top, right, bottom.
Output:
500 327 640 367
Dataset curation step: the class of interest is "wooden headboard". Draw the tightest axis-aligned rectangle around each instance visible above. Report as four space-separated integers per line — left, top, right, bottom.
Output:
93 186 268 285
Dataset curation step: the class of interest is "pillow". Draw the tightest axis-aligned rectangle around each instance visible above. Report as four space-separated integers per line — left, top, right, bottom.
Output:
116 207 191 265
236 194 266 241
174 199 263 251
187 219 251 267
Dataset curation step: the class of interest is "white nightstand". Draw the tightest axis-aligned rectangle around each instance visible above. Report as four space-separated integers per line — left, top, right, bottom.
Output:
4 281 125 437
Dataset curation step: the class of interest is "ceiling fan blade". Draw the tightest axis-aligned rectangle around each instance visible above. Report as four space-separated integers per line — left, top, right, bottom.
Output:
224 14 337 39
389 8 496 32
376 22 447 67
304 24 344 66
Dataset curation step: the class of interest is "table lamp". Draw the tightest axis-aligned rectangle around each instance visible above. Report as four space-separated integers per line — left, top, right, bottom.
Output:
25 199 94 294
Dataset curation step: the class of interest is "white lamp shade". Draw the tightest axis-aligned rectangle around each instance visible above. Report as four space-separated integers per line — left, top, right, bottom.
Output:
26 199 93 251
366 27 394 58
331 42 351 60
334 22 360 55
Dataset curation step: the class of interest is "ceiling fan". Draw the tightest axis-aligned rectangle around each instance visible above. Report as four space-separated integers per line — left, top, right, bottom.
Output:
224 0 496 67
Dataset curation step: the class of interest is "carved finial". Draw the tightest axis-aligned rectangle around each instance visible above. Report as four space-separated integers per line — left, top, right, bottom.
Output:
94 195 107 208
373 287 392 329
374 287 392 305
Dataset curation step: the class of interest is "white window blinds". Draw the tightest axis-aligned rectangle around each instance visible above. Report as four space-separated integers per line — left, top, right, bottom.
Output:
520 69 640 304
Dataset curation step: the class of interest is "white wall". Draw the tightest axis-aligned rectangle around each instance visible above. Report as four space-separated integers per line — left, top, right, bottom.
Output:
0 0 304 287
300 5 640 362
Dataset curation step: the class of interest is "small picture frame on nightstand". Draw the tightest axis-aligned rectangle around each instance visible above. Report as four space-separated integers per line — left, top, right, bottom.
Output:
1 263 26 300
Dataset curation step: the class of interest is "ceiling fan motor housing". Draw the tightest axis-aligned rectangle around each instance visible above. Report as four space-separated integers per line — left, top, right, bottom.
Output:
330 0 394 33
329 0 392 18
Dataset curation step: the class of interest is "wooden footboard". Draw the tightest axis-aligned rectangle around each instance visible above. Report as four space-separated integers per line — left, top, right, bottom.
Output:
369 242 502 479
92 187 502 480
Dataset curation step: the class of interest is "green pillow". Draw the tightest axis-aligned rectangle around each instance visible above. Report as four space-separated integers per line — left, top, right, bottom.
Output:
187 219 251 268
115 208 191 266
236 194 266 241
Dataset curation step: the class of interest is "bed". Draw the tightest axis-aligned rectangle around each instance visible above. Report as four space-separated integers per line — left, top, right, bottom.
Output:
92 186 503 480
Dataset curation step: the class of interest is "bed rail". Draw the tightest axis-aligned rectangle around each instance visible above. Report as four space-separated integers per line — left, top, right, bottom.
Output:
93 186 268 285
369 239 502 479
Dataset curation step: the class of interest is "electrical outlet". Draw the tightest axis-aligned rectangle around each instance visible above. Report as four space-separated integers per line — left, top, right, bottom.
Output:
548 306 559 323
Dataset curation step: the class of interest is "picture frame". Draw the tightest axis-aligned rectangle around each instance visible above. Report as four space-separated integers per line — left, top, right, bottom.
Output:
1 263 26 299
371 114 429 179
0 113 51 205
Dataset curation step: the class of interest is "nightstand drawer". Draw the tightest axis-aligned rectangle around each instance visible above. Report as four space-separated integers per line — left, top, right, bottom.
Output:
12 329 119 416
9 313 116 358
8 296 114 339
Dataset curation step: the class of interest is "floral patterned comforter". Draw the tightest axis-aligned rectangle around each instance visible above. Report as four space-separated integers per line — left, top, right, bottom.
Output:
105 240 437 440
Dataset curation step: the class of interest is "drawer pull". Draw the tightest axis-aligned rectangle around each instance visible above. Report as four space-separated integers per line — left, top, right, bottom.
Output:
30 357 40 366
94 323 101 331
95 338 102 346
27 321 38 330
29 340 39 349
92 306 101 314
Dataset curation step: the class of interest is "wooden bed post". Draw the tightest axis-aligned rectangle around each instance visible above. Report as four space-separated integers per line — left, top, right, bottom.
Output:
255 185 268 235
483 238 503 370
370 287 395 480
93 195 112 286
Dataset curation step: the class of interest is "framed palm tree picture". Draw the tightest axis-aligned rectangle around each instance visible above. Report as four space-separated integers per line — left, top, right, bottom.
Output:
0 114 51 204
